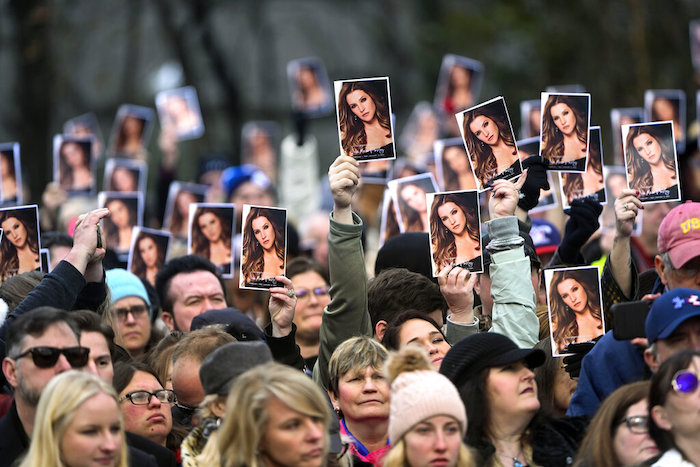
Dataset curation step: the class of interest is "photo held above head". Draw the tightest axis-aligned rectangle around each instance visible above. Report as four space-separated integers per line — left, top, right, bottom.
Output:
540 92 591 172
239 204 287 289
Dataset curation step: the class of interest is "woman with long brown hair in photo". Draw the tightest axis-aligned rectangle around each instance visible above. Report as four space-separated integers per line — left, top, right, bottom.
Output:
337 80 393 159
429 192 481 273
541 95 588 170
624 124 678 199
241 207 285 285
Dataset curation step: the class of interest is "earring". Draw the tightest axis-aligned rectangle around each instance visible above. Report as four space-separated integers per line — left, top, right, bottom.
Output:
480 140 486 148
354 115 358 122
334 407 343 418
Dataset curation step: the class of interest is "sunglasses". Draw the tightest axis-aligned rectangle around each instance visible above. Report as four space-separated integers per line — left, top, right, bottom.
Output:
12 346 89 369
616 415 649 434
672 371 699 395
119 389 177 406
295 286 330 300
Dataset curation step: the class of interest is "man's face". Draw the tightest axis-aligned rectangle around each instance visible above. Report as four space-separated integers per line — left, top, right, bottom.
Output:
170 356 204 409
161 270 226 331
653 316 700 370
656 255 700 290
2 322 80 406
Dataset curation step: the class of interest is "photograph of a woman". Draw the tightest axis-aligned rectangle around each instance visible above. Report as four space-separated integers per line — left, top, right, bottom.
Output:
163 181 208 238
287 57 332 117
155 86 205 141
645 89 686 152
457 96 522 190
63 112 104 159
241 121 279 183
545 266 604 356
519 99 542 138
103 158 146 193
434 54 483 115
428 190 482 275
434 137 477 191
622 121 680 203
540 93 591 172
128 227 170 287
0 205 40 281
560 126 606 208
110 104 154 158
610 107 643 165
335 77 395 161
388 173 438 233
240 205 287 289
53 135 94 195
0 143 21 204
98 192 143 253
188 203 234 278
379 189 401 248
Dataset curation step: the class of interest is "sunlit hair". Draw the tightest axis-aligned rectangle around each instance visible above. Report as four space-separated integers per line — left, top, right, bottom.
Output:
548 270 602 352
217 362 330 467
396 182 427 233
573 381 651 467
383 438 476 467
337 81 392 156
192 207 233 260
429 193 480 271
131 231 165 280
624 125 677 192
18 371 128 467
561 144 603 203
461 104 516 186
58 141 90 190
103 197 136 249
0 210 40 280
241 207 285 283
327 336 389 398
541 95 588 162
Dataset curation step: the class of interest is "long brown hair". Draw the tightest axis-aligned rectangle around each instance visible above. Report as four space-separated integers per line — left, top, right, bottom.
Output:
337 80 392 156
131 231 166 279
548 269 602 352
191 207 233 260
624 125 677 192
561 143 603 203
541 95 588 162
241 207 285 283
0 210 39 280
462 103 516 186
429 193 480 271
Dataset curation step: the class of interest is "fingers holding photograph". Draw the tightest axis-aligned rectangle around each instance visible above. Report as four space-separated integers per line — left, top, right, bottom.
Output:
189 203 235 278
540 92 591 172
428 190 482 275
239 205 287 290
334 77 396 161
0 205 41 282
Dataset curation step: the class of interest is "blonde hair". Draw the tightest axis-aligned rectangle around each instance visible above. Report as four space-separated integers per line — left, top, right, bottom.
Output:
383 438 477 467
19 371 128 467
217 362 330 467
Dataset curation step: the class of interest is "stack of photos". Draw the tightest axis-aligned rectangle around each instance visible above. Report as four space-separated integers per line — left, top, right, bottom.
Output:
103 158 148 194
0 205 40 282
545 265 605 357
52 134 95 196
334 77 396 161
163 182 209 239
286 57 333 118
621 121 681 203
128 227 171 288
98 192 144 254
239 205 287 290
0 143 22 205
188 203 235 278
456 96 522 191
387 173 438 233
155 86 205 141
539 92 591 172
558 126 607 209
427 190 483 275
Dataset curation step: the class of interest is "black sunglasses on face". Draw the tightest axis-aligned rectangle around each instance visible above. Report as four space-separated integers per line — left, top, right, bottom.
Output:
11 346 90 369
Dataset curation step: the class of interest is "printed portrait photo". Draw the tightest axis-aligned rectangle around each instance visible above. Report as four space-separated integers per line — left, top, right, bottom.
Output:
241 121 280 183
434 54 484 116
559 126 606 209
379 188 401 249
286 57 333 118
610 107 643 166
644 89 686 153
63 112 104 159
427 190 482 275
98 192 144 254
103 158 147 194
239 205 287 290
156 86 205 141
53 135 95 196
539 92 591 172
456 96 522 191
0 142 22 205
519 99 542 139
545 266 605 356
188 203 235 278
399 102 439 163
622 121 681 204
388 173 438 233
334 76 396 162
0 205 41 282
109 104 155 158
163 181 208 239
434 137 477 192
127 226 171 288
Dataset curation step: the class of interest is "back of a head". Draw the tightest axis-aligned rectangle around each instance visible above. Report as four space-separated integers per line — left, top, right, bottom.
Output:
199 341 273 396
0 270 44 316
375 232 434 279
172 327 237 365
155 255 221 314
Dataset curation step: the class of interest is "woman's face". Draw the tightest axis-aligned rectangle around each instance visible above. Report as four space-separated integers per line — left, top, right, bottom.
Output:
346 90 376 123
400 184 427 213
654 357 700 440
613 399 660 466
1 216 27 249
138 237 158 268
652 98 676 121
398 319 451 370
290 271 329 341
550 102 576 136
198 212 223 243
0 153 9 177
61 392 123 467
107 200 130 228
332 366 390 423
62 142 86 168
404 415 462 467
176 191 197 216
252 215 276 252
437 202 467 236
632 133 663 167
557 278 588 313
468 115 499 146
112 167 137 192
122 116 143 138
486 361 540 419
449 66 471 88
118 371 172 445
260 396 326 467
443 147 470 174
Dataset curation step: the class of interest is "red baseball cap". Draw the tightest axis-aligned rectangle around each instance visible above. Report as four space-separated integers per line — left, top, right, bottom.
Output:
657 201 700 268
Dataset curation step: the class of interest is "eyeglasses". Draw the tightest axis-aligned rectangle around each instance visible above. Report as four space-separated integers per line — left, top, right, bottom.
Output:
118 389 177 405
113 304 149 322
672 371 699 395
616 415 649 434
295 286 330 300
11 346 89 369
